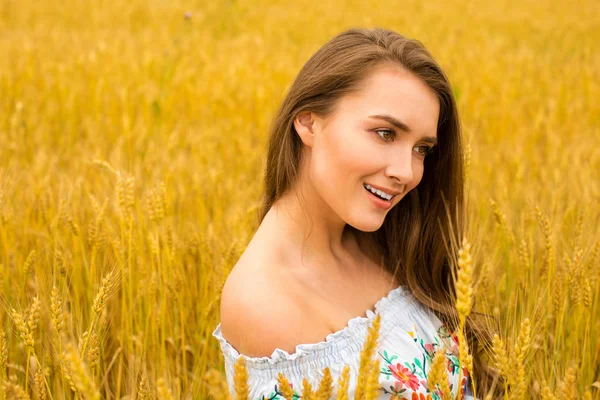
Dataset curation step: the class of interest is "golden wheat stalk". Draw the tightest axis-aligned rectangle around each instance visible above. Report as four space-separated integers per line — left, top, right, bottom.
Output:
23 250 36 278
233 356 250 400
0 329 6 400
81 270 114 358
203 369 232 400
464 140 472 184
302 378 316 400
66 214 80 236
0 329 7 379
456 237 474 318
510 318 531 400
137 374 152 400
27 296 41 333
34 368 47 400
335 365 351 400
59 353 78 394
534 206 555 293
316 367 333 400
454 237 476 399
92 159 118 175
50 286 66 345
63 342 100 400
157 377 175 400
117 173 135 218
11 308 34 350
364 358 381 400
491 334 510 392
539 378 557 400
355 314 381 399
489 200 514 244
1 376 29 400
457 329 473 381
82 330 100 373
427 348 452 400
557 365 577 400
277 372 295 400
10 306 36 392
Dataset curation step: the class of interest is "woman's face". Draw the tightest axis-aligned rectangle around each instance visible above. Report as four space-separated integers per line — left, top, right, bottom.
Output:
295 63 440 232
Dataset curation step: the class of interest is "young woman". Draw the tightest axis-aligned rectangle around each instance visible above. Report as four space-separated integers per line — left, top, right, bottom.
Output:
212 27 498 399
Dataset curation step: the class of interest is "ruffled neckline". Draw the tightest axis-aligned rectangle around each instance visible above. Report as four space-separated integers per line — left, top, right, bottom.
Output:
211 284 410 366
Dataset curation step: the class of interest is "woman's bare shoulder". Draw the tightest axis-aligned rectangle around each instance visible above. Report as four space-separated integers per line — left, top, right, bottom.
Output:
218 252 326 358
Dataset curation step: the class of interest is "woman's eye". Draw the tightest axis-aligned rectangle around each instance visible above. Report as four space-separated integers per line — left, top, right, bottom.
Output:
375 129 395 141
414 145 434 156
374 129 435 156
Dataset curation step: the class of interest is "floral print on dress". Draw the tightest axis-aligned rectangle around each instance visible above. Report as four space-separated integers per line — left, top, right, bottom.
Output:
255 382 301 400
379 321 470 399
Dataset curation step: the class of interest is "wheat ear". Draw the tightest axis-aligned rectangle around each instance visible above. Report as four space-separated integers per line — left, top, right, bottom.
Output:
355 314 381 399
334 365 351 400
316 367 332 400
277 372 295 400
233 356 250 400
427 349 452 400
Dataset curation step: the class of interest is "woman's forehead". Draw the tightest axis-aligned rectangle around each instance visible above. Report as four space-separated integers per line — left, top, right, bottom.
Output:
336 68 440 132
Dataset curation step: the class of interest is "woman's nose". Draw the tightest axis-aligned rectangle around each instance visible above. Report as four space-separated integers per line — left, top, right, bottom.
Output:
384 148 414 184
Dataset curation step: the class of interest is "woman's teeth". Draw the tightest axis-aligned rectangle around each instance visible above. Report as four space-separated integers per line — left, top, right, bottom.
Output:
364 184 393 200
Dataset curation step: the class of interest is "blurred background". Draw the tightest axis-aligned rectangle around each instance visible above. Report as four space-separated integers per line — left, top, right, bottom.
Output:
0 0 598 398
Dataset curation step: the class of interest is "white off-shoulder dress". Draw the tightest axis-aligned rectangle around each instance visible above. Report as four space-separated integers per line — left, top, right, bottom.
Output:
212 284 476 399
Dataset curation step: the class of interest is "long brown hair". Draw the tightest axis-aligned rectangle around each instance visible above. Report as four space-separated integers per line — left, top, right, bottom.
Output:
258 27 501 398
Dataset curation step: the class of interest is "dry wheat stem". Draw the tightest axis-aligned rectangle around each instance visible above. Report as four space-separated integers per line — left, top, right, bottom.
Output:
234 356 250 400
277 372 295 400
335 365 351 400
316 367 333 400
355 314 381 399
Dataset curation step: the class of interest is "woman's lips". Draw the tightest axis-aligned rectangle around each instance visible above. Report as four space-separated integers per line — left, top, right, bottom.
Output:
364 186 394 210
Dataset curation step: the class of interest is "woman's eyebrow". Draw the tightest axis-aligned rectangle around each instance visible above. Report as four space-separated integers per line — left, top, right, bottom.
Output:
369 114 411 132
368 114 438 144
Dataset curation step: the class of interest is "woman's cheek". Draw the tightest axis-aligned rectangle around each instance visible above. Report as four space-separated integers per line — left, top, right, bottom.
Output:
347 134 379 164
412 160 426 187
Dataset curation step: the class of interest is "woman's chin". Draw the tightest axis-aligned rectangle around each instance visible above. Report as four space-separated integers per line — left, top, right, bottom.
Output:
348 217 385 233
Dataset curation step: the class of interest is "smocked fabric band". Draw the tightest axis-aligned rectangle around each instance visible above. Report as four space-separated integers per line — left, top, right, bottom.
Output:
211 285 422 380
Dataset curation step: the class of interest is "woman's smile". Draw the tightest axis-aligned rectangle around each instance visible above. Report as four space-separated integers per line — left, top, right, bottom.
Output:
364 184 395 210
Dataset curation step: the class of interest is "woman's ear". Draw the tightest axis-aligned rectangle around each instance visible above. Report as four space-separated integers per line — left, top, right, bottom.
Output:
293 111 316 148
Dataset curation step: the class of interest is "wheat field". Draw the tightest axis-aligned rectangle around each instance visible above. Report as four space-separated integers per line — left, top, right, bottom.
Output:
0 0 599 398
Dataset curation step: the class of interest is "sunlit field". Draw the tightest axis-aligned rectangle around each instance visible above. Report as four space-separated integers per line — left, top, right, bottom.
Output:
0 0 599 398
